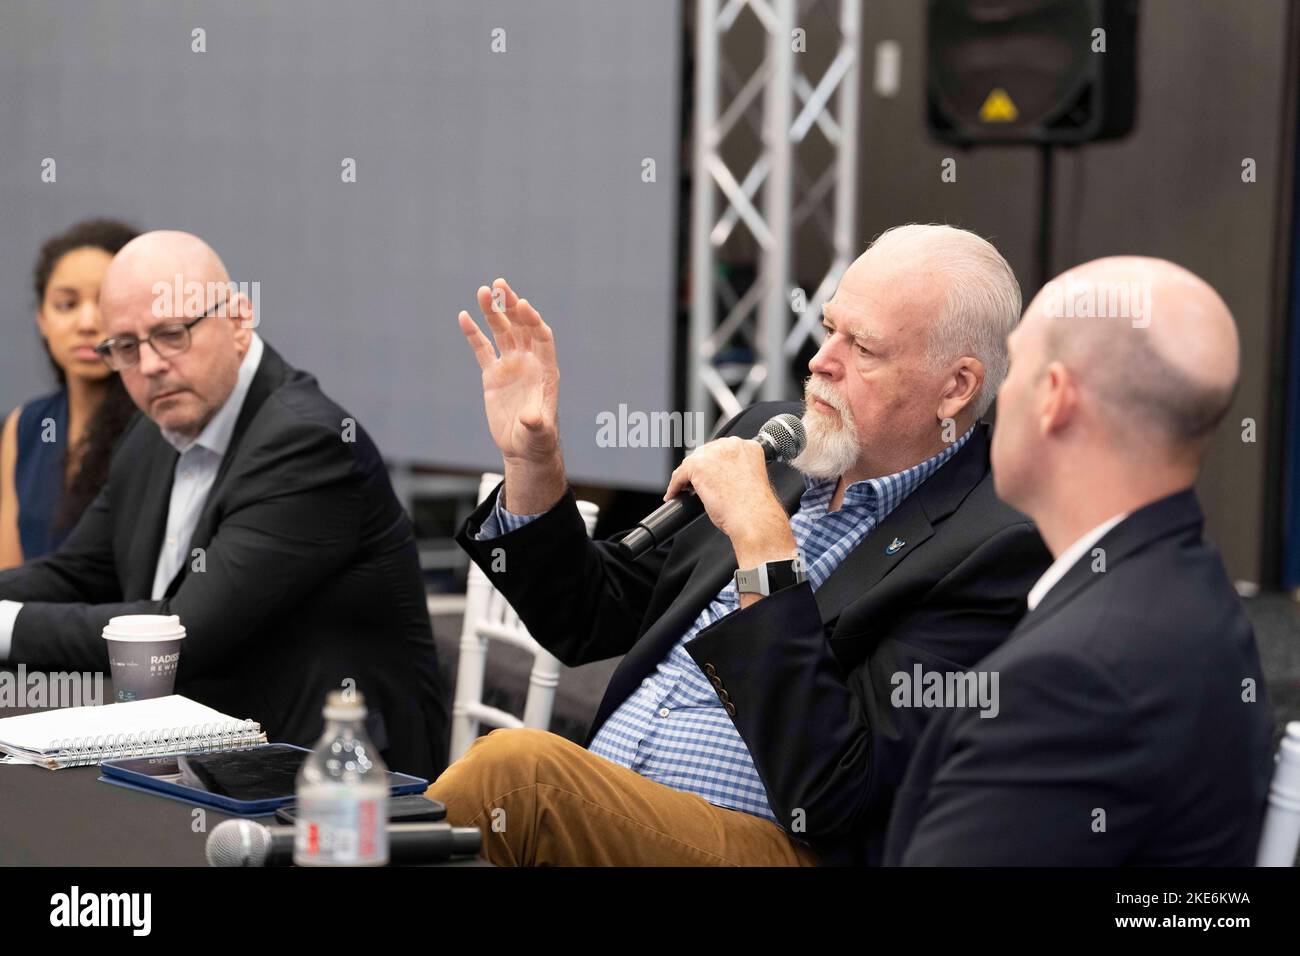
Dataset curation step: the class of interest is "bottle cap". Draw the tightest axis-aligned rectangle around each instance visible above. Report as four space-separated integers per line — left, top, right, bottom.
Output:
323 688 367 721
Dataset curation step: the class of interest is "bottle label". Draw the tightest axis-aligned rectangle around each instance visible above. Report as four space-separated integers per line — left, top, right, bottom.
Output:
294 793 388 866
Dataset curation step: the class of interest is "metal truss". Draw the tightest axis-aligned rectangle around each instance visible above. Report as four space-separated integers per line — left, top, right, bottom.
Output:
688 0 862 429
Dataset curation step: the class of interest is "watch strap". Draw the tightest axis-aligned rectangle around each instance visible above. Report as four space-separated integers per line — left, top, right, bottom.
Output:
734 557 807 595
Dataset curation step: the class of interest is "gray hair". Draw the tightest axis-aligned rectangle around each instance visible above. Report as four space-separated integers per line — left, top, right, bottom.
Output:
864 223 1022 419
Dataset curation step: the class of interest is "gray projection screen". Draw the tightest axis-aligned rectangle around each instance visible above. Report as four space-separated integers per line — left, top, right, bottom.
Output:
0 0 681 490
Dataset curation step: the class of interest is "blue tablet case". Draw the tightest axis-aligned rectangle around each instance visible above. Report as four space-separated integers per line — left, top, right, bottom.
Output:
98 742 429 817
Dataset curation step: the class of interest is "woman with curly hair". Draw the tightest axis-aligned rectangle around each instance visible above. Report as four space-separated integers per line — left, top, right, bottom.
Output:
0 217 142 567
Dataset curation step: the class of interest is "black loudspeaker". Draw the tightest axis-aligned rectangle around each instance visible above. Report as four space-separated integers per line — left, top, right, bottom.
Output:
927 0 1139 145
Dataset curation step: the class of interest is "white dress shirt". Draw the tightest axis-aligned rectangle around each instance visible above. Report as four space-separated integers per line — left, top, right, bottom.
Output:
0 334 264 660
1025 511 1129 612
150 334 264 598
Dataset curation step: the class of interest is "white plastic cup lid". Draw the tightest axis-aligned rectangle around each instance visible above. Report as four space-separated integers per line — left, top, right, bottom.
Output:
102 614 186 642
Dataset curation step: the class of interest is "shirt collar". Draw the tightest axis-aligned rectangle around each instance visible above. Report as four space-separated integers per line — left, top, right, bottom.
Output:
161 334 264 455
1026 511 1129 611
799 425 975 516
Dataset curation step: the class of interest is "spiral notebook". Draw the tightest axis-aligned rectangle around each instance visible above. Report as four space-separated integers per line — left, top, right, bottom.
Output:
0 694 266 769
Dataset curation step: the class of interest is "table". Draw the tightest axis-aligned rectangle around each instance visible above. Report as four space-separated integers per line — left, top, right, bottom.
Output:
1 757 230 866
0 670 485 866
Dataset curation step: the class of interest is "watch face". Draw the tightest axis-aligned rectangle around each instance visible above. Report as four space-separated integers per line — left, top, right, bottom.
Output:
766 561 798 592
736 559 805 595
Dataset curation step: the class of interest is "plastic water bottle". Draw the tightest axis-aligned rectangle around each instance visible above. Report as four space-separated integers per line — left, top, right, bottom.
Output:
293 690 390 866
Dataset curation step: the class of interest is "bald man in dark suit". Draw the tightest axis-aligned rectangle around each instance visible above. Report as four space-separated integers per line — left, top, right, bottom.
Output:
886 257 1274 865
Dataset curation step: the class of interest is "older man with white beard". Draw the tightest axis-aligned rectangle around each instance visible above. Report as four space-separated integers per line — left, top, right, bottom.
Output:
430 223 1051 866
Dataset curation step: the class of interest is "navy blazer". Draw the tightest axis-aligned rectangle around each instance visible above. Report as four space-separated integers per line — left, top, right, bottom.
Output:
885 488 1274 865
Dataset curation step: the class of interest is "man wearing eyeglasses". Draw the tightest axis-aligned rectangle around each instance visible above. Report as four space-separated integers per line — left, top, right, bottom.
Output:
0 230 449 779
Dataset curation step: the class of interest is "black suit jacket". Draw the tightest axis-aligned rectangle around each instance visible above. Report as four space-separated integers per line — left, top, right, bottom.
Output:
0 343 449 779
455 401 1051 864
885 489 1274 865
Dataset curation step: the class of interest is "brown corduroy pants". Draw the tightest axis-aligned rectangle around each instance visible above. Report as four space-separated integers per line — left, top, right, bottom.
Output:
426 727 822 866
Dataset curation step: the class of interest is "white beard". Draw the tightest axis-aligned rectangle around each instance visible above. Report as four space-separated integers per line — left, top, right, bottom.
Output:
790 380 861 479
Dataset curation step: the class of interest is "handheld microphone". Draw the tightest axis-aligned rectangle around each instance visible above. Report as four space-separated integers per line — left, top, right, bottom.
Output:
205 818 482 867
618 413 807 559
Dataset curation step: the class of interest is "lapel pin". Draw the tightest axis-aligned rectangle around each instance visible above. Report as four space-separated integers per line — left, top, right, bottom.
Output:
885 537 906 555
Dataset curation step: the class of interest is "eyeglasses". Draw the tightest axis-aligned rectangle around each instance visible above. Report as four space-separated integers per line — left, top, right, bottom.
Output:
94 298 226 371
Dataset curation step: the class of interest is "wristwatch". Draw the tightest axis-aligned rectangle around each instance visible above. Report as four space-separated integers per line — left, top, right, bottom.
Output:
734 557 807 596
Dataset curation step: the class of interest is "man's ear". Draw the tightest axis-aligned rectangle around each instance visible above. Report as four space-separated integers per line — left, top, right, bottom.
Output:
228 293 254 351
936 356 984 423
1039 360 1078 436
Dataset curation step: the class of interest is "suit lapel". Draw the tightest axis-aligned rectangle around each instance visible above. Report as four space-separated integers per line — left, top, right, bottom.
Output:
1012 488 1204 641
817 424 990 629
814 494 935 629
124 438 179 599
205 344 285 500
160 345 287 598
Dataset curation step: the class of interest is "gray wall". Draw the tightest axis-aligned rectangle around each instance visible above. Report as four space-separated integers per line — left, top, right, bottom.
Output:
0 0 681 490
853 0 1293 583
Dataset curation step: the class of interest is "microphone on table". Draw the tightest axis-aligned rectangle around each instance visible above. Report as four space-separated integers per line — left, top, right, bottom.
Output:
205 818 482 867
618 412 807 560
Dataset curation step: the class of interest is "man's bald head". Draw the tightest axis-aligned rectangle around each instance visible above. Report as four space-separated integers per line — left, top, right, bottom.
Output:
97 230 252 440
991 256 1238 540
1034 256 1238 452
100 230 231 315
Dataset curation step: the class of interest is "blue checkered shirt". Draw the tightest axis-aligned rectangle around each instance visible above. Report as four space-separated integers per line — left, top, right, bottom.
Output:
475 427 972 822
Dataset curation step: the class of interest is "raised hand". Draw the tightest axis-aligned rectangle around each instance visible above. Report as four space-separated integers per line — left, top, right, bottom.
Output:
458 278 560 465
458 278 566 513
